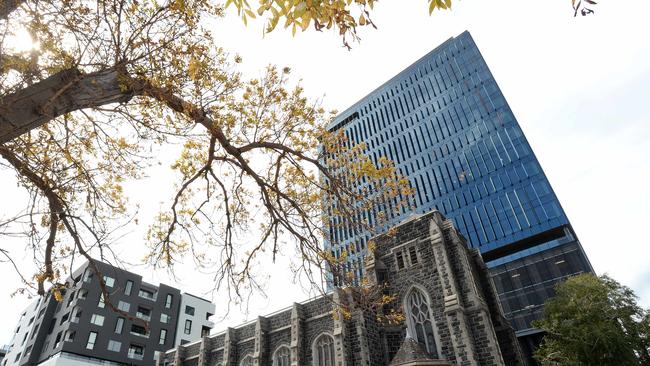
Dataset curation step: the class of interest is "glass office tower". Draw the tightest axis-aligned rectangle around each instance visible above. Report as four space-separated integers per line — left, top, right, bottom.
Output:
324 31 592 359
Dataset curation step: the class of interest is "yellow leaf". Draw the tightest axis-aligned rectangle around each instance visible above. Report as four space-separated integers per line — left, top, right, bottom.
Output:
188 57 200 80
429 0 437 14
300 12 311 30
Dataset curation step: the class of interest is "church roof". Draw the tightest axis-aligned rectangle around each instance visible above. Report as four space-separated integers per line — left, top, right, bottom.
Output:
389 330 436 366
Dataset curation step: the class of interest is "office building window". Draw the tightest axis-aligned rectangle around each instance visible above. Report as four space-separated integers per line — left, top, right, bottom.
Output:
160 313 170 324
114 317 125 333
98 294 105 308
184 319 192 335
118 301 130 312
54 331 62 348
159 329 167 345
65 330 76 342
124 280 133 295
90 314 105 326
108 340 121 352
201 326 210 337
86 331 97 350
83 269 93 283
67 291 75 306
165 294 173 308
103 276 115 287
185 305 195 316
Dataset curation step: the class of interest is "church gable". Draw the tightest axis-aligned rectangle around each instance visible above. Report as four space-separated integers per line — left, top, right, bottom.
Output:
159 211 523 366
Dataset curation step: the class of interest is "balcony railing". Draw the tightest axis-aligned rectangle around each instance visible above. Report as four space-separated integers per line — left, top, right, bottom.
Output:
135 312 151 321
129 331 150 339
127 351 144 360
138 290 157 301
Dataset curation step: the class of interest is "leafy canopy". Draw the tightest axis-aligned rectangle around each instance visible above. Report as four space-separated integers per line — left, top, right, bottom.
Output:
0 0 595 310
0 0 417 309
534 274 650 366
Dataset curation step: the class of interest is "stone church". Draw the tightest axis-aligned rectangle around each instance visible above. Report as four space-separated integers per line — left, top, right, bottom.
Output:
158 211 524 366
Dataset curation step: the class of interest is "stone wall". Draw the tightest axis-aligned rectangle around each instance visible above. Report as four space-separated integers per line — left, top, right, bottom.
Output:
159 211 523 366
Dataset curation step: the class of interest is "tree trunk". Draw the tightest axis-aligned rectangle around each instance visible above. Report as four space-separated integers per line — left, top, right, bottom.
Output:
1 0 25 20
0 67 133 143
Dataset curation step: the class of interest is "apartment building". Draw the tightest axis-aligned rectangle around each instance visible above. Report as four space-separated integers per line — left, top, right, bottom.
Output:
3 260 216 366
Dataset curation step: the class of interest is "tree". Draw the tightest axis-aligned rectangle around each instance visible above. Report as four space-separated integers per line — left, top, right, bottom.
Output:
0 0 595 307
0 0 420 307
533 274 650 366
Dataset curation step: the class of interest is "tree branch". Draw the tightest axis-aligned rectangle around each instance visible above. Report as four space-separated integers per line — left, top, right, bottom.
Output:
0 67 134 143
0 0 24 20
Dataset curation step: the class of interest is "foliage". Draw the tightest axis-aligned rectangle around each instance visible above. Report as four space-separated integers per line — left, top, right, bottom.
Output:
0 0 416 309
0 0 596 310
226 0 452 48
533 273 650 366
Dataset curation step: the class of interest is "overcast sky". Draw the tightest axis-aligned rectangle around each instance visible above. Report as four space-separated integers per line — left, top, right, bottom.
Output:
1 0 649 344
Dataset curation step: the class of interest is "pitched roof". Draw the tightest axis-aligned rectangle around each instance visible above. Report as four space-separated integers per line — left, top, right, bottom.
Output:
389 330 436 366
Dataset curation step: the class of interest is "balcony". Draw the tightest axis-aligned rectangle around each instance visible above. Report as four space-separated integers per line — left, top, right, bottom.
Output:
128 351 144 360
138 289 157 301
130 324 150 339
135 312 151 322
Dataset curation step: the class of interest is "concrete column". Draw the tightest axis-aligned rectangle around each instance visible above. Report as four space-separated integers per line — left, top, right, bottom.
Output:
253 316 268 366
290 302 303 366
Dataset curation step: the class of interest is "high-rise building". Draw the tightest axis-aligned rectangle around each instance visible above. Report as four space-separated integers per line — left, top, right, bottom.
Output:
324 31 592 357
3 260 215 366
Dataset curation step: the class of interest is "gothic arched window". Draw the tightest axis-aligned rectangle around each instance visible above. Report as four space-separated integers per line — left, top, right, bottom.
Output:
405 287 438 358
273 345 290 366
240 355 253 366
312 334 335 366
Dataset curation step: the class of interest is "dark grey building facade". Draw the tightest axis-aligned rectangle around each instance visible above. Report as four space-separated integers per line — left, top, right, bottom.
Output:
323 31 593 360
160 210 525 366
4 261 215 366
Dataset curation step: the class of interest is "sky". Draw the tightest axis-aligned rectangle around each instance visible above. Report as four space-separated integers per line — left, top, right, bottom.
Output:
1 0 650 344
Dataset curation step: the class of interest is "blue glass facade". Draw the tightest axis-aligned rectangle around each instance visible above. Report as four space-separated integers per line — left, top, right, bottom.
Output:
325 31 592 351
